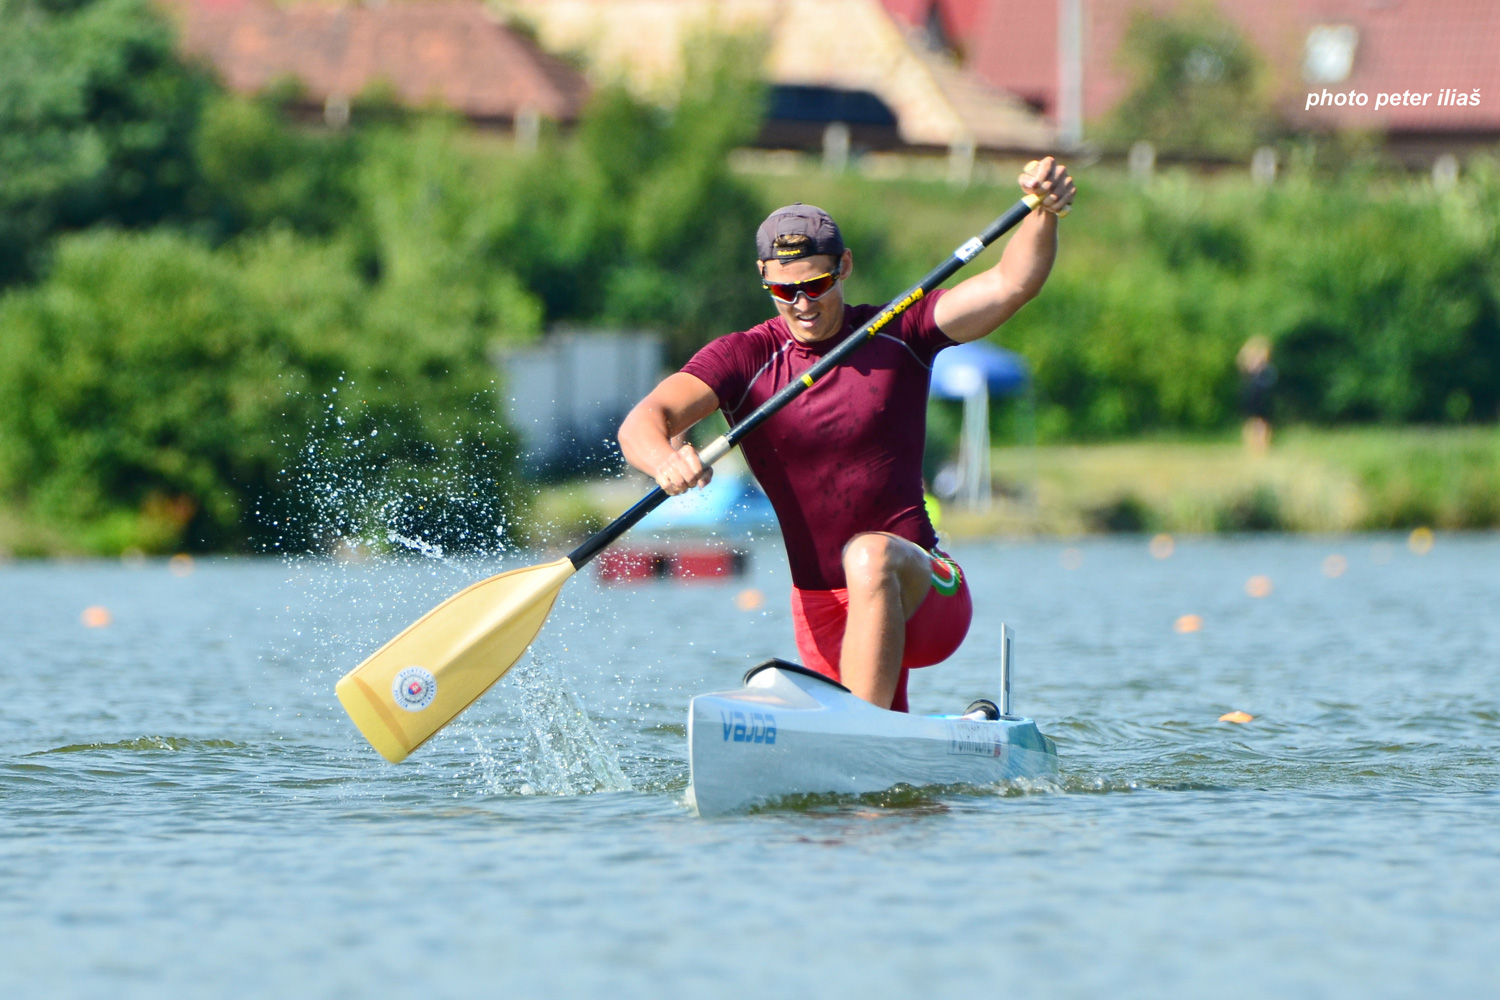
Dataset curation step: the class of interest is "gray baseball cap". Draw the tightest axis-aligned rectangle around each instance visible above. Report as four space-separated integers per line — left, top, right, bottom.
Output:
756 204 845 262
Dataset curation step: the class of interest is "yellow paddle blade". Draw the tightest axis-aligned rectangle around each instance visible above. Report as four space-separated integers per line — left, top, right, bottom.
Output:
335 557 576 762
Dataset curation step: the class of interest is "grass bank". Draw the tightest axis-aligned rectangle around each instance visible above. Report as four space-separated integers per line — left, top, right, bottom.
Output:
941 425 1500 537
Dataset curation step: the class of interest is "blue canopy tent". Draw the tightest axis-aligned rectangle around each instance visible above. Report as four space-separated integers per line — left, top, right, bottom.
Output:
929 341 1031 508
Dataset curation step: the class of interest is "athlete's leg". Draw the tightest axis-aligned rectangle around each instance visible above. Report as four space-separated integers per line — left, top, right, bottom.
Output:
839 532 933 708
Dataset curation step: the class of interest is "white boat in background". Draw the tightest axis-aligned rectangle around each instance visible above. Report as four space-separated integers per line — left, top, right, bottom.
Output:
687 627 1058 816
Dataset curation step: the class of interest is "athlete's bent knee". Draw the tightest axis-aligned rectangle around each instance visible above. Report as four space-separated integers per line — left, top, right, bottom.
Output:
842 533 901 594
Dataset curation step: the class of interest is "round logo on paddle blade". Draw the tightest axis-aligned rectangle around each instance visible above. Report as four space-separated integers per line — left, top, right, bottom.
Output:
392 666 437 711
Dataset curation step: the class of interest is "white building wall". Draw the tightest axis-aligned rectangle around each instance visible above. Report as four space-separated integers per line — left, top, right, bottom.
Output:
497 331 665 472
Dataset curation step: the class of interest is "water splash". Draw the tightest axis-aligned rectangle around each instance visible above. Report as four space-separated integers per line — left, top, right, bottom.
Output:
259 377 640 799
258 376 516 558
499 649 632 796
278 552 637 798
385 531 445 559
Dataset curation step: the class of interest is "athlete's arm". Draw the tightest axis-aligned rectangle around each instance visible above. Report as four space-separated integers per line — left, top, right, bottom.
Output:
933 156 1075 344
618 372 721 495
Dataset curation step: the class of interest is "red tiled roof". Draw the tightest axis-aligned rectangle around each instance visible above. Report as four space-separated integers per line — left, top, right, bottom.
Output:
171 0 590 122
882 0 989 47
886 0 1500 136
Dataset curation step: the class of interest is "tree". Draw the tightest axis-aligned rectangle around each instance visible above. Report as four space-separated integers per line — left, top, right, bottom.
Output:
1101 4 1275 158
0 0 207 286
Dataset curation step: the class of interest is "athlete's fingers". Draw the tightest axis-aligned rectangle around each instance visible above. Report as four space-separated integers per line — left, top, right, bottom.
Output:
677 444 713 490
1043 170 1074 210
1021 156 1055 196
654 453 691 494
1024 157 1074 215
655 446 712 494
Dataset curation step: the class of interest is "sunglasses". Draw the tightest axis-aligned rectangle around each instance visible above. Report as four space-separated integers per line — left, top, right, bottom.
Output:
762 270 839 303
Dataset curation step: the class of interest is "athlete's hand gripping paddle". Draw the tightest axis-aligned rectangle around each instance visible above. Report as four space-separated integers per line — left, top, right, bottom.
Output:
336 188 1057 762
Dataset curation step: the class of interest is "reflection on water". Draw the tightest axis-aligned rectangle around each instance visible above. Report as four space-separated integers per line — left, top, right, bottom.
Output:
1 534 1498 997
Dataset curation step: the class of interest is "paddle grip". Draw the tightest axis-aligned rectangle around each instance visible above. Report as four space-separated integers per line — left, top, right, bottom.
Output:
698 436 732 466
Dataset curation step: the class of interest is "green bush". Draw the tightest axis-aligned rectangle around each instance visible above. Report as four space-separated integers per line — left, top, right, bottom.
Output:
0 228 524 554
1258 168 1500 424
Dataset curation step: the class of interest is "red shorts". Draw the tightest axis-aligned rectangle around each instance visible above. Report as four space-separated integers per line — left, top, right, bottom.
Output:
790 550 972 713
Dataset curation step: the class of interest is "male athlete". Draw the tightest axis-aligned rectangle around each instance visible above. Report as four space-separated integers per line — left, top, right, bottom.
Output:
618 158 1075 711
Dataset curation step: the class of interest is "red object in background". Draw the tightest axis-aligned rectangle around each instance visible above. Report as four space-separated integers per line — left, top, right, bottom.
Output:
596 549 665 583
596 547 748 585
669 549 746 580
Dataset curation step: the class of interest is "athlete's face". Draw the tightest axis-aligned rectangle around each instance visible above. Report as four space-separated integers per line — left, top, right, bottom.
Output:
760 250 852 344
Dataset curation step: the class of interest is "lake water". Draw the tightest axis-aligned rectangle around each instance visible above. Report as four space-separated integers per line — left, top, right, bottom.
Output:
3 533 1498 998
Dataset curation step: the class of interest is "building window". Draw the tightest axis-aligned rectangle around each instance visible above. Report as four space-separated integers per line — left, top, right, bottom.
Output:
1303 25 1358 84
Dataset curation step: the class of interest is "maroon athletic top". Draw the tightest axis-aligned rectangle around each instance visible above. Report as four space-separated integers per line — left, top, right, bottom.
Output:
681 290 953 590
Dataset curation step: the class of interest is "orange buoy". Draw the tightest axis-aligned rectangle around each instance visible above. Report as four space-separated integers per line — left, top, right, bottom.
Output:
734 588 765 611
1408 526 1434 555
1218 710 1254 724
1245 575 1273 598
1149 534 1174 559
81 606 112 628
1174 614 1202 633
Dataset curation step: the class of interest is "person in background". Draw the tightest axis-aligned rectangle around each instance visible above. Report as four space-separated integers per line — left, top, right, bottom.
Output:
1237 335 1277 454
617 159 1075 711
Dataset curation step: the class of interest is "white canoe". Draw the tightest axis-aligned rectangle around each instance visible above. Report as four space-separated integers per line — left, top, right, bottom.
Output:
687 660 1058 816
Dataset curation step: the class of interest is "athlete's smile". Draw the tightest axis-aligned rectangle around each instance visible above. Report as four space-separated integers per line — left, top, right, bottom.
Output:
761 251 851 344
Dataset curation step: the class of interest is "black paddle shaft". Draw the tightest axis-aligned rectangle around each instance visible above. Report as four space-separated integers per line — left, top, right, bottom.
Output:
566 196 1040 570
